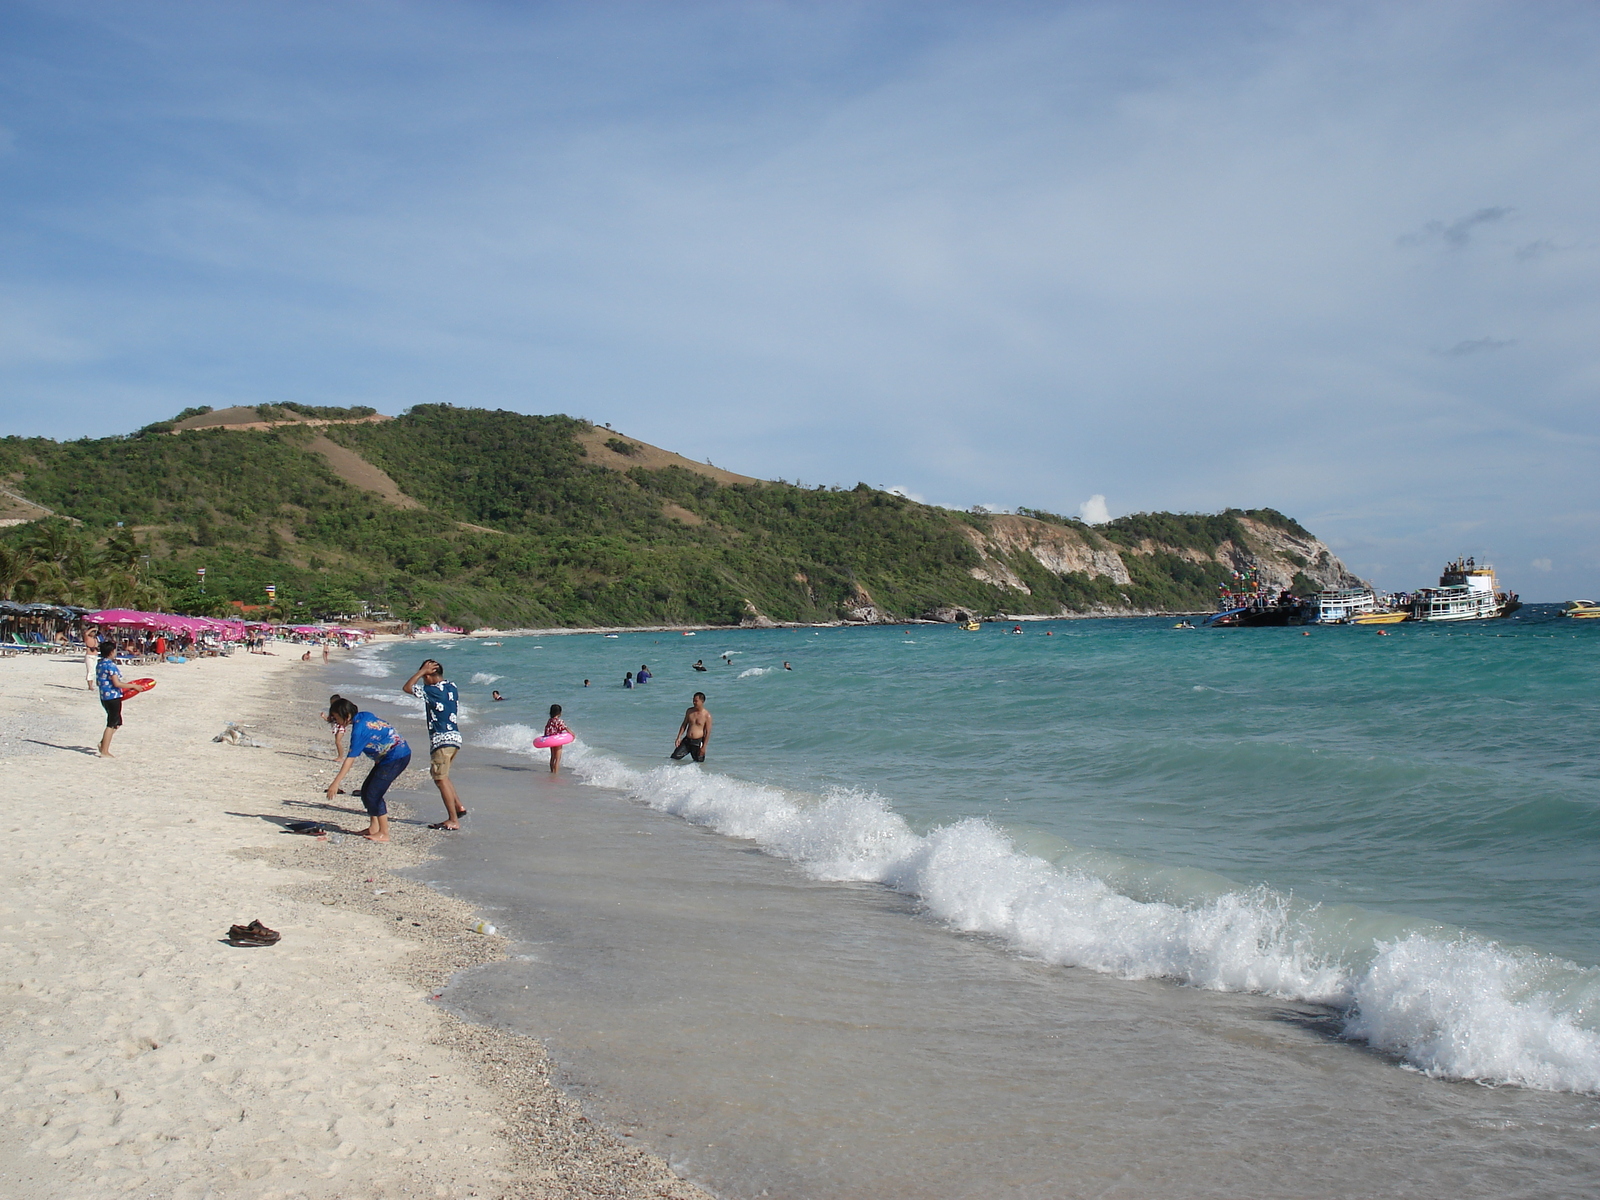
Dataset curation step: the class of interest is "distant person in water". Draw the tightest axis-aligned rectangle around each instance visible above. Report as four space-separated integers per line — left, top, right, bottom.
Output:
491 690 504 701
583 679 590 687
783 661 791 670
636 664 651 684
544 704 571 773
692 659 707 672
623 672 634 689
671 692 712 763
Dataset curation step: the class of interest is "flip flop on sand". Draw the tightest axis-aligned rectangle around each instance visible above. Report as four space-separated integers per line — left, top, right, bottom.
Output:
427 822 458 831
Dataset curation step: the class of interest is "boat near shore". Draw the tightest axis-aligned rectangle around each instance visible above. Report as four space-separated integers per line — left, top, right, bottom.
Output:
1202 571 1302 626
1565 600 1600 619
1300 586 1383 624
1407 558 1520 622
1346 608 1409 625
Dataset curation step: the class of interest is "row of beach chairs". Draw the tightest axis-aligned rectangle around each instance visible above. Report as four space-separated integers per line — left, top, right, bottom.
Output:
1 632 82 656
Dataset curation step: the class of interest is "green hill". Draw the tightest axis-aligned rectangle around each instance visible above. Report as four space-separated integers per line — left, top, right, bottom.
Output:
0 405 1363 627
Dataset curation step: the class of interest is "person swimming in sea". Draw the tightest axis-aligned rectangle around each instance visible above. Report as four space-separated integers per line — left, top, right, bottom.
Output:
491 690 504 701
623 671 634 689
637 664 652 684
692 659 707 672
783 661 791 670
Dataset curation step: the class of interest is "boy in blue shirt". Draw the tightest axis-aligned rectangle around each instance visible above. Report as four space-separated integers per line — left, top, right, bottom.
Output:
96 643 125 758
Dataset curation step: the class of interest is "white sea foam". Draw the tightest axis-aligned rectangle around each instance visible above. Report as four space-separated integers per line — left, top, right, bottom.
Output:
350 654 394 678
474 723 539 755
737 667 772 679
1345 935 1600 1092
472 672 502 684
347 685 424 714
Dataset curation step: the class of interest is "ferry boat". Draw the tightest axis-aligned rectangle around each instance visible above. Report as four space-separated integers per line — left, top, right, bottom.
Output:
1565 601 1600 619
1300 587 1382 624
1407 558 1520 623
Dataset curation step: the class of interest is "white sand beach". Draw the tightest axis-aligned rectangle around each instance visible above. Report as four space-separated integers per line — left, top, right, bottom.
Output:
0 647 708 1199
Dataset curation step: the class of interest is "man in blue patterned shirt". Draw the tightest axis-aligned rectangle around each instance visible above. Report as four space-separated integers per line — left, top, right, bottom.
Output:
403 658 466 831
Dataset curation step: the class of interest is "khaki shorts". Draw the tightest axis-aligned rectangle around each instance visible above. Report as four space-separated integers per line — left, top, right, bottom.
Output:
429 745 459 780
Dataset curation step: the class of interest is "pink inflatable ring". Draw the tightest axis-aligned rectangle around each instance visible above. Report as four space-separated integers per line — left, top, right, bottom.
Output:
533 731 574 749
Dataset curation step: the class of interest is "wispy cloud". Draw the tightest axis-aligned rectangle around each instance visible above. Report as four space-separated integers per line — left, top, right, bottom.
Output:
1398 207 1516 249
0 2 1596 597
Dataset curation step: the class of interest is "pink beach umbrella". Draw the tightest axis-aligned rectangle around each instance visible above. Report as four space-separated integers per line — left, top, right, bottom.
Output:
85 608 163 629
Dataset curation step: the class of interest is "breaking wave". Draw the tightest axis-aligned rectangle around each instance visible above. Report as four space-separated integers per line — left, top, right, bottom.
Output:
467 723 1600 1095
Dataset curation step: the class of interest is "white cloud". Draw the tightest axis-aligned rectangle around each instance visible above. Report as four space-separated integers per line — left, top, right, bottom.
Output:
885 486 926 503
1532 557 1553 571
1078 495 1111 524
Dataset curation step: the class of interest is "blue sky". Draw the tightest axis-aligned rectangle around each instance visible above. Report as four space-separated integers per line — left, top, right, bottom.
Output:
1 1 1596 600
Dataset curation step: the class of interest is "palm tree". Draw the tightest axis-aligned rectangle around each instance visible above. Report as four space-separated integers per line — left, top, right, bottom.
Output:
0 544 39 601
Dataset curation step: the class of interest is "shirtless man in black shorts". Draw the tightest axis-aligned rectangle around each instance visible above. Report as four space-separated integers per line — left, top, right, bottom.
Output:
671 692 713 762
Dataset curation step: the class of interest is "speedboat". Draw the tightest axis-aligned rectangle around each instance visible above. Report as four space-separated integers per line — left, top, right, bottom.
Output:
1565 601 1600 619
1347 609 1408 625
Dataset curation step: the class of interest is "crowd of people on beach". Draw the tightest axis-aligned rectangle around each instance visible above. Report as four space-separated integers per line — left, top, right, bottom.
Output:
317 653 722 841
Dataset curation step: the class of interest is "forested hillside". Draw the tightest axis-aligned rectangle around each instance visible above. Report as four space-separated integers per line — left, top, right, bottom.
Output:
0 405 1361 627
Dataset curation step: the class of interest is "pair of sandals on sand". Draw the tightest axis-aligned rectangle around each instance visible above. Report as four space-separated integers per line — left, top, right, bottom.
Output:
227 919 280 947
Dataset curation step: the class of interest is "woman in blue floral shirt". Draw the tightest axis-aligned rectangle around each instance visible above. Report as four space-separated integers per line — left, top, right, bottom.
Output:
324 695 411 842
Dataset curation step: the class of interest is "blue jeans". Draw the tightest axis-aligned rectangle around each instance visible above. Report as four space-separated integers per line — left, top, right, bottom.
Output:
361 750 411 816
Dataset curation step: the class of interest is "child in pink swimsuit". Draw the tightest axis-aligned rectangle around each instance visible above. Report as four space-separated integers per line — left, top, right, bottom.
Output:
544 705 570 774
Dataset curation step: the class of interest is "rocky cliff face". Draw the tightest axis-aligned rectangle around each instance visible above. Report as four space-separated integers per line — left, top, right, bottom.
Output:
962 516 1132 587
1221 516 1365 591
932 511 1365 620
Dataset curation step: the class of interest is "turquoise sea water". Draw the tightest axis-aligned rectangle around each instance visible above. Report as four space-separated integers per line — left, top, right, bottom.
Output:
350 607 1600 1096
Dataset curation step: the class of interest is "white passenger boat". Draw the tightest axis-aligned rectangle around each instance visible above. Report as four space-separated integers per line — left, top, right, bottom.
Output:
1407 558 1520 622
1301 587 1382 624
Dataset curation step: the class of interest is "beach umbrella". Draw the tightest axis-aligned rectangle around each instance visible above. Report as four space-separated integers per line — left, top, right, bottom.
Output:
85 608 164 629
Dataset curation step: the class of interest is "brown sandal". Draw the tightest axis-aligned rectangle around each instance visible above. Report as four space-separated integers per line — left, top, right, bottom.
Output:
227 919 280 946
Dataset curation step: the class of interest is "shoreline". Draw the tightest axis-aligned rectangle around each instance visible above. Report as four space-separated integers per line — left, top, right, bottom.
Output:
0 648 710 1199
449 609 1211 639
